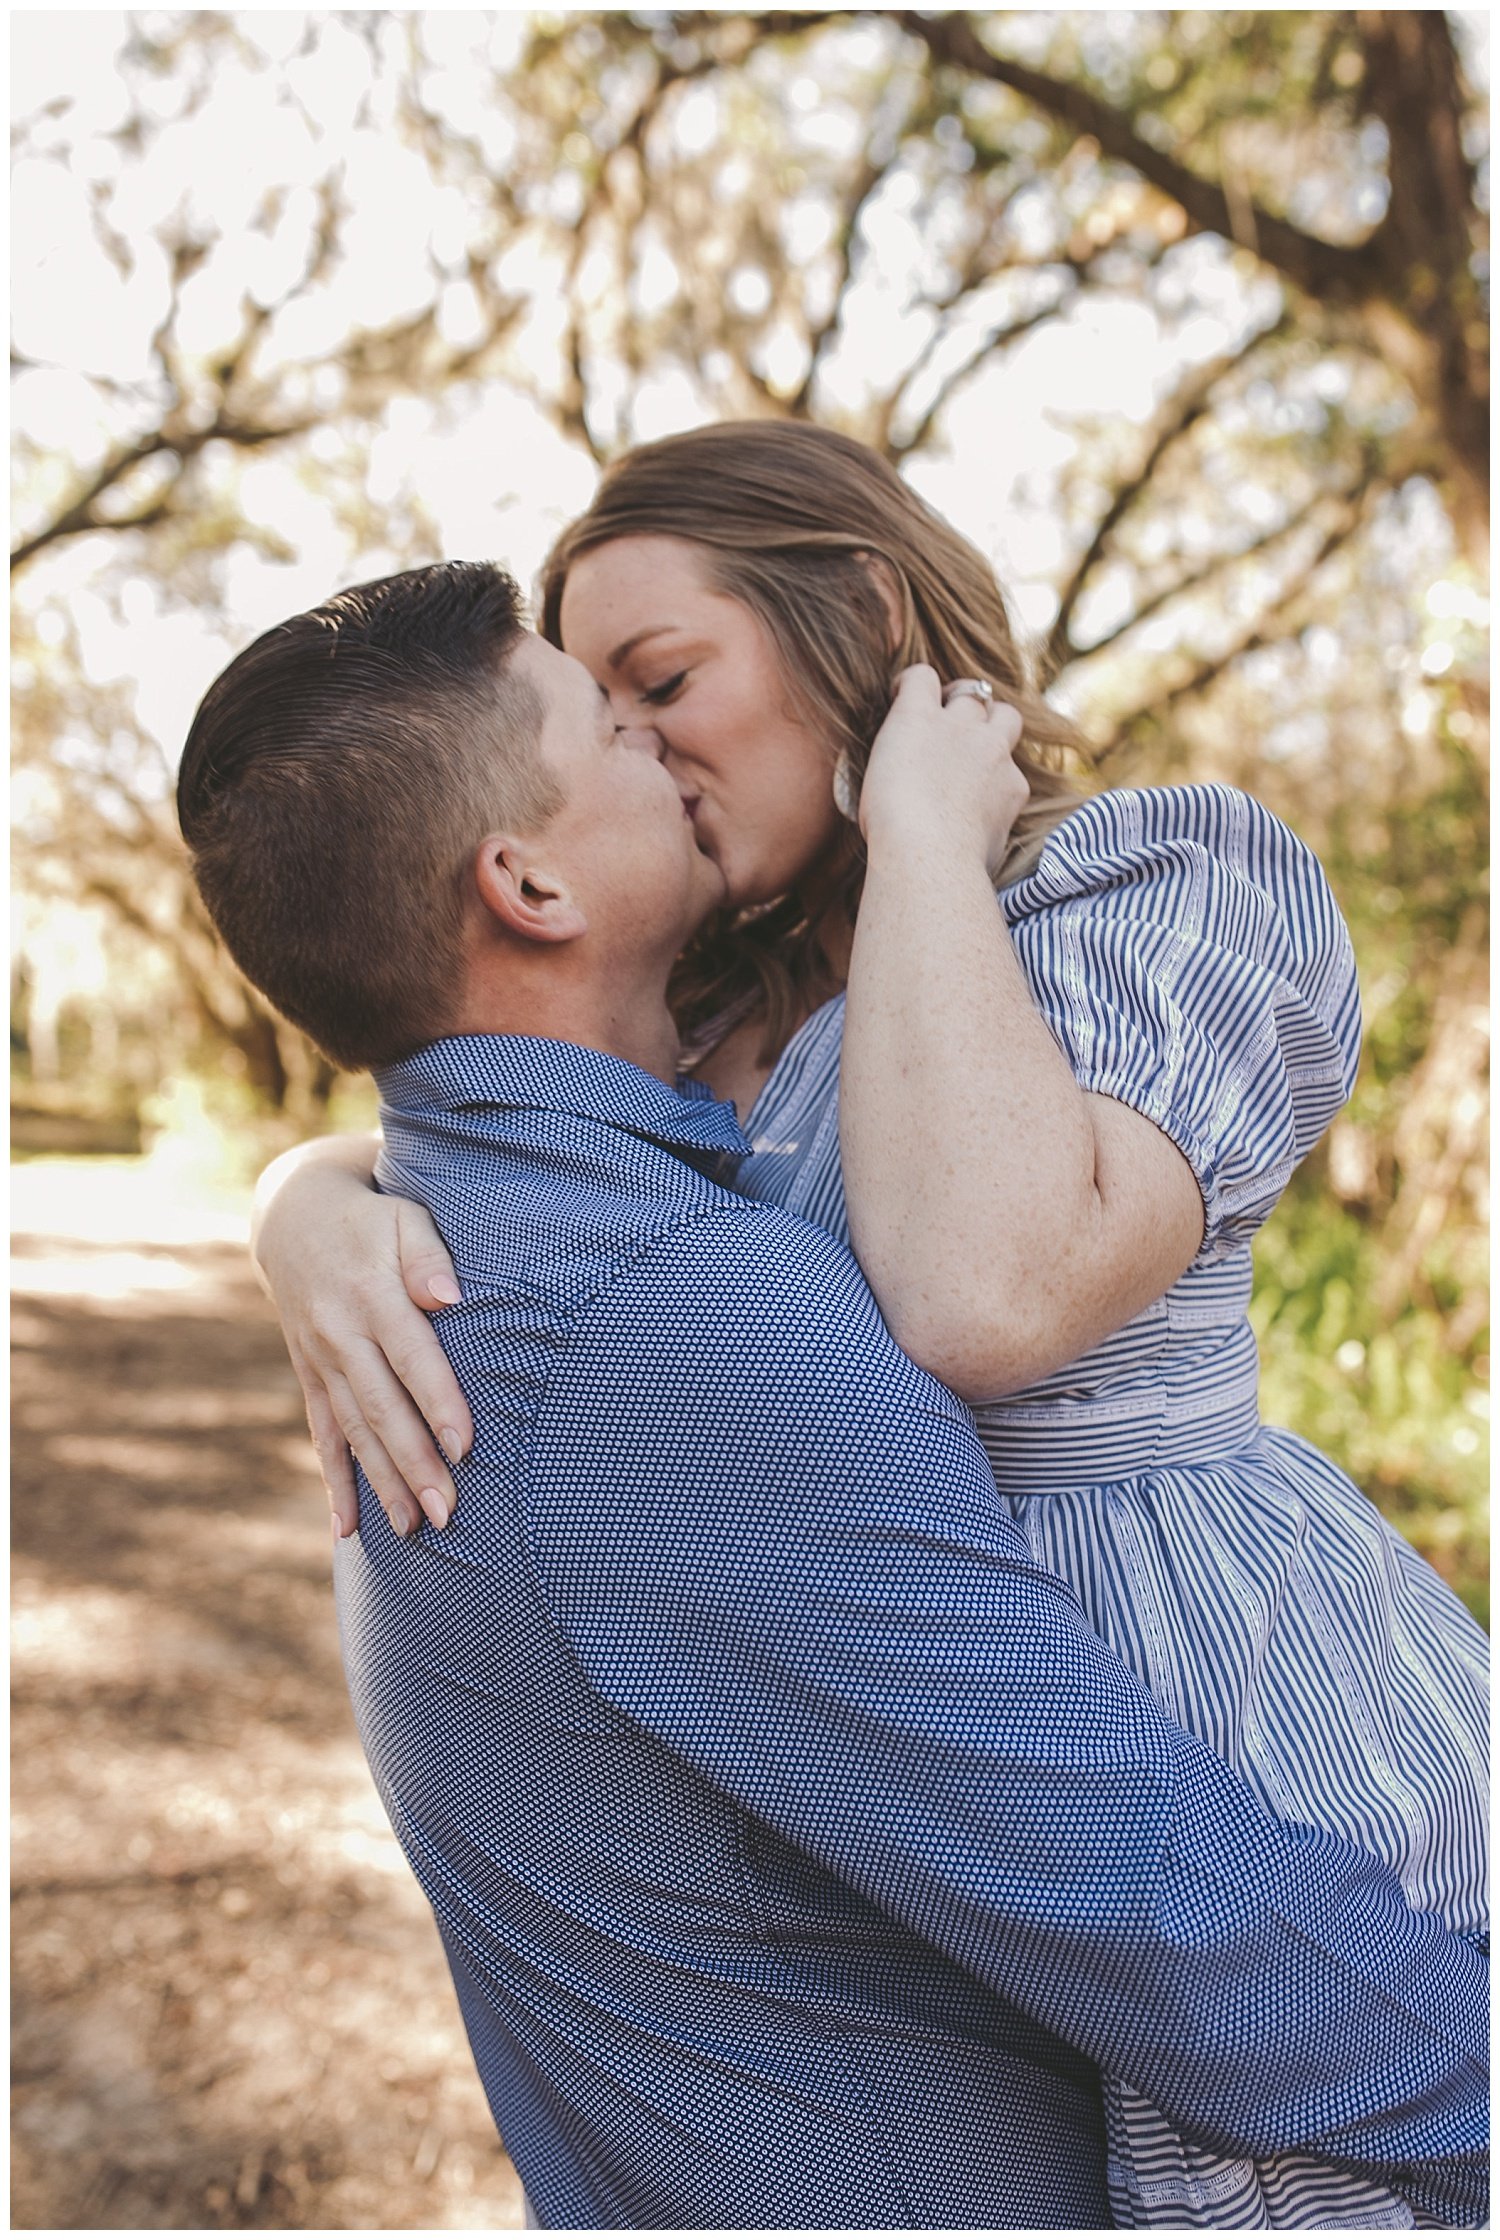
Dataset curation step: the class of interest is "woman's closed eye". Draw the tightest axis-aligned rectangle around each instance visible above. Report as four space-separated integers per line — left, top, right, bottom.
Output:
639 671 688 707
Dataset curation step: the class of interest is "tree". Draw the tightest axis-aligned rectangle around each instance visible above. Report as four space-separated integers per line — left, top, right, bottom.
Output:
10 10 1487 1603
890 10 1488 563
11 8 1486 1082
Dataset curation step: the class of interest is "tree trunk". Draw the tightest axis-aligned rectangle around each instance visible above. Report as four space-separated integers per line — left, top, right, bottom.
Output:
1357 12 1488 566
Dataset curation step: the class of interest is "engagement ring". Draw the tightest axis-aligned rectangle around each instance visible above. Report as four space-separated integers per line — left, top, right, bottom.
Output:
943 677 993 709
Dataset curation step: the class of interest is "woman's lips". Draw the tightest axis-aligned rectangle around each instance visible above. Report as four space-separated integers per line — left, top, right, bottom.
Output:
682 795 719 866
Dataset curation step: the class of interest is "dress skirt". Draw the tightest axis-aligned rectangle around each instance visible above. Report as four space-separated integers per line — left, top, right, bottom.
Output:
991 1419 1488 2229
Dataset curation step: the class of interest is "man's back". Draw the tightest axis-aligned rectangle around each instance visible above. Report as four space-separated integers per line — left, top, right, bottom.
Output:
338 1036 1485 2231
341 1038 1104 2225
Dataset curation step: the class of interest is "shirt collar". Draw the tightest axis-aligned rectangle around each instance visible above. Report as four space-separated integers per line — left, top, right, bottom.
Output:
376 1034 751 1164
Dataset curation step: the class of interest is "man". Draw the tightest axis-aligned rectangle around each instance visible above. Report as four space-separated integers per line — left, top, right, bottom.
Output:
178 562 1485 2229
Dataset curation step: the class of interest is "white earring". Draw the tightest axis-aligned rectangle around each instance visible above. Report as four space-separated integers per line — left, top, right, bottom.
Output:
832 751 860 823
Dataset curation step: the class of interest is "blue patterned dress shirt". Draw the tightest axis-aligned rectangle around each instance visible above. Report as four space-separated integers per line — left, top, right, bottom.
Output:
336 1034 1487 2230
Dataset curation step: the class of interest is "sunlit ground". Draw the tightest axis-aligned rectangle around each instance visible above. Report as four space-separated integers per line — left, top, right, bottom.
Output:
12 1146 251 1313
11 1150 524 2231
12 1150 252 1250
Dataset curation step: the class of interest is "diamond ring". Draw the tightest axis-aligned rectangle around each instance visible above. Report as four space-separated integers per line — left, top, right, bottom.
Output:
942 677 994 709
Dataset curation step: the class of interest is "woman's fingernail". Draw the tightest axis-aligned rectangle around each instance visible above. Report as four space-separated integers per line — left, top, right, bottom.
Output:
418 1487 451 1530
429 1275 462 1306
331 1513 345 1542
438 1426 466 1464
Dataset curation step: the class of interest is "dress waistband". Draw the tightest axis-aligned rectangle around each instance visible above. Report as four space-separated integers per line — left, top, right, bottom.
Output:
973 1379 1262 1494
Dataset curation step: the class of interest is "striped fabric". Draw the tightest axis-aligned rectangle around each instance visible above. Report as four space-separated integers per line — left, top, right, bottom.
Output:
731 783 1489 2229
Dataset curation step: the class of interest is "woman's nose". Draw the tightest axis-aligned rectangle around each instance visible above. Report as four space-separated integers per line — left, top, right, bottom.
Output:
616 721 665 758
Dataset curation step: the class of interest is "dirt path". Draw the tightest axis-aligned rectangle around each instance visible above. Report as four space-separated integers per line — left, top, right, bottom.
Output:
11 1158 524 2231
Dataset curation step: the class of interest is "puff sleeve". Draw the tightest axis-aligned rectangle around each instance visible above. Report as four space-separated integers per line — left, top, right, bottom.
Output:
1002 784 1361 1258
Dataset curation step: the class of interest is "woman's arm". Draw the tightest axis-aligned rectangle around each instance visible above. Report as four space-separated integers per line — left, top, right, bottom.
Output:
840 668 1204 1402
254 1135 472 1536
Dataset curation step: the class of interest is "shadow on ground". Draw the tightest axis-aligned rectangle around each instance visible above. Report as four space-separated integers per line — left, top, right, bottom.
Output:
12 1196 523 2232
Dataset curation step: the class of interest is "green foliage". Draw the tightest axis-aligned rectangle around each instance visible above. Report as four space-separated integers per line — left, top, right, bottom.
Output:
1252 711 1488 1628
1252 1178 1489 1628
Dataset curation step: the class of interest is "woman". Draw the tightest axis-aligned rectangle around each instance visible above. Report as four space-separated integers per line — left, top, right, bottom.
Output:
256 421 1487 2228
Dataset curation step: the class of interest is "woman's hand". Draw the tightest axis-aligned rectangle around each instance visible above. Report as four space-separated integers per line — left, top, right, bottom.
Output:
857 666 1028 881
253 1136 473 1539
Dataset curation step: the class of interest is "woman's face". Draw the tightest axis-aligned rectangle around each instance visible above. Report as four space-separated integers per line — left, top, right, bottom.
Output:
557 534 846 912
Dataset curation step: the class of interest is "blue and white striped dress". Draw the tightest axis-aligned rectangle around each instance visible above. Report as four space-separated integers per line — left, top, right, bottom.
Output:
726 783 1489 2230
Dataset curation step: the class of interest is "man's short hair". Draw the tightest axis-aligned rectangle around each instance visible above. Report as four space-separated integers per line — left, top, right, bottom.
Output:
177 561 557 1071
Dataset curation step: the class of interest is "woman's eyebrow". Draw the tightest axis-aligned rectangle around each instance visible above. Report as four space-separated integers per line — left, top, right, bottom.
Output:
605 624 684 670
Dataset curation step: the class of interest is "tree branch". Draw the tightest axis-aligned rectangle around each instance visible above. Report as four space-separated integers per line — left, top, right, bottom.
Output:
1090 472 1386 762
1047 308 1293 668
552 38 735 460
885 286 1074 460
11 434 173 571
788 148 892 418
884 223 1173 462
896 12 1387 306
1067 485 1350 662
10 399 324 573
787 54 933 418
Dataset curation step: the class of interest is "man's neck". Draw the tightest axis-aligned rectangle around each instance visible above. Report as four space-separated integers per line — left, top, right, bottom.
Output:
452 975 682 1087
576 993 681 1086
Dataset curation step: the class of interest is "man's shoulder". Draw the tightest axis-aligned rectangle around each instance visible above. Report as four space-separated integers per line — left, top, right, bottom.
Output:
590 1193 871 1326
551 1195 967 1442
375 1110 768 1313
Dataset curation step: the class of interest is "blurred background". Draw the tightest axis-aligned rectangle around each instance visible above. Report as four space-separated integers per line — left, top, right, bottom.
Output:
11 9 1488 2229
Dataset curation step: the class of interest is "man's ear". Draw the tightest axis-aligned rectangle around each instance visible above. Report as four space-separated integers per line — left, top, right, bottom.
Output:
472 835 588 946
854 550 905 654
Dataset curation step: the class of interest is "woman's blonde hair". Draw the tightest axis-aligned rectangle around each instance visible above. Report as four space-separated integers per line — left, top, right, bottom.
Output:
539 420 1088 1057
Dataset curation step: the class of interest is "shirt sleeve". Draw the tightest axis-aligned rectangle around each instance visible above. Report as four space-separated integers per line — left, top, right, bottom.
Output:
1004 784 1362 1256
527 1207 1484 2227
